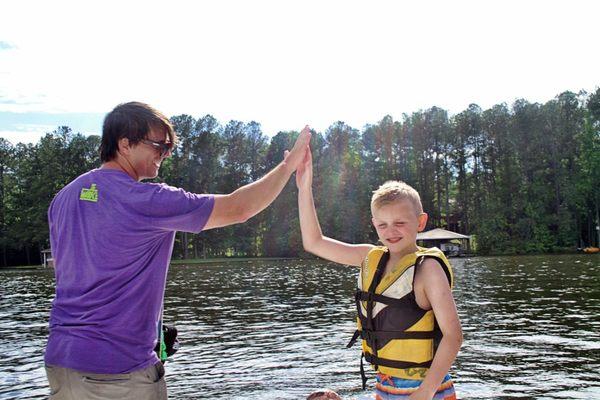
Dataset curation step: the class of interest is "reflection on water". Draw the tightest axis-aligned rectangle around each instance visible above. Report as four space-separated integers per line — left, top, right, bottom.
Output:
0 255 599 399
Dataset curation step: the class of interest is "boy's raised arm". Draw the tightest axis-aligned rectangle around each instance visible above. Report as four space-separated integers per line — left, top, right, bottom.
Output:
296 147 373 267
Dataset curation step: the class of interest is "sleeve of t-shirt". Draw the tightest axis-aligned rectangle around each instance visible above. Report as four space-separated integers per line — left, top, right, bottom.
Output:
145 183 215 233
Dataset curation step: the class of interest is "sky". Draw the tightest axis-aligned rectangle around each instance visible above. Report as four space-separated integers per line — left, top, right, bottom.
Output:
0 0 599 144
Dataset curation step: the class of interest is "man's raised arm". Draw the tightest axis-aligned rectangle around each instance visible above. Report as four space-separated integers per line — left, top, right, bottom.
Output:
203 126 311 230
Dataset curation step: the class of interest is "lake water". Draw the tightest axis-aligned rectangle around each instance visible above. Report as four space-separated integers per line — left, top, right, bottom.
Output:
1 255 599 399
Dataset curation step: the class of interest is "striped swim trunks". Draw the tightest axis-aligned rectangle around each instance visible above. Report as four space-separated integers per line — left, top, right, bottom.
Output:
374 373 456 400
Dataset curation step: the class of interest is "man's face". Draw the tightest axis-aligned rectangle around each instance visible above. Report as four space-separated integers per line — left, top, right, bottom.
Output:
128 128 172 180
371 199 428 256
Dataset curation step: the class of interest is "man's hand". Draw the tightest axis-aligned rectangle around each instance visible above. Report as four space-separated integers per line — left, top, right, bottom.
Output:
283 125 311 173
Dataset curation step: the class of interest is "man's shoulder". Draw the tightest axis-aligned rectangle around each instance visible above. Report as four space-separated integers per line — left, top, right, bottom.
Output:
53 170 97 199
52 169 142 206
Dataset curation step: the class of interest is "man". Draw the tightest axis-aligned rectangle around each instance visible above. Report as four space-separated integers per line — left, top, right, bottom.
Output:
45 101 311 399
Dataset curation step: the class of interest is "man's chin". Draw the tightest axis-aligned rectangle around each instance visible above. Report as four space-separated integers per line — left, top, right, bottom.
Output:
141 171 160 181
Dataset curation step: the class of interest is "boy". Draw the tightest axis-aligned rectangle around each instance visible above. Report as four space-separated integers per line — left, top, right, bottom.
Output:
296 148 462 400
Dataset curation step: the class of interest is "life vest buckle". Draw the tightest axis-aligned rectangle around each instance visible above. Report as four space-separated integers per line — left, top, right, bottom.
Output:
347 329 361 348
361 328 375 343
354 290 363 302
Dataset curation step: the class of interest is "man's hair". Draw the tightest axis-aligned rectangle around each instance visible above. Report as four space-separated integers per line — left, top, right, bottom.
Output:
100 101 175 162
371 180 423 215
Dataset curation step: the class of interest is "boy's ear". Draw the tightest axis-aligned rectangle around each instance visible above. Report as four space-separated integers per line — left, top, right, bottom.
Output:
417 213 428 232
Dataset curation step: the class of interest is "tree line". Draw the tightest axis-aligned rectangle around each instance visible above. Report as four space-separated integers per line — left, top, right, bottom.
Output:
0 89 598 266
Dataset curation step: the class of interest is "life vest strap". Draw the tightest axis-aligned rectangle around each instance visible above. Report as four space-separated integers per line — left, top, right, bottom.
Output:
355 290 411 308
364 250 390 375
347 327 439 350
360 353 368 390
359 328 438 341
364 352 433 370
347 329 361 348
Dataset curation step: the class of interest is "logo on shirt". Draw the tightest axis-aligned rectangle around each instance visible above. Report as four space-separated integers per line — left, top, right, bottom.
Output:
80 184 98 202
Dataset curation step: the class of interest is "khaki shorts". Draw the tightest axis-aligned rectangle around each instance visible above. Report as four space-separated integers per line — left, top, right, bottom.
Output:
45 362 167 400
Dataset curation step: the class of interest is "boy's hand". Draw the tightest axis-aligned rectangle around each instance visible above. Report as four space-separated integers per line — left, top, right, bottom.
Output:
295 146 312 190
283 125 311 173
408 387 435 400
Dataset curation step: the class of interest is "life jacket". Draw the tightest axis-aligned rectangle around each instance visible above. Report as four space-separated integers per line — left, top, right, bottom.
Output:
347 246 453 388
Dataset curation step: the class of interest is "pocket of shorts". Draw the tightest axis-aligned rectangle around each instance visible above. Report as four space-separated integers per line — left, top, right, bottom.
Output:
80 372 132 397
149 362 165 383
81 373 131 384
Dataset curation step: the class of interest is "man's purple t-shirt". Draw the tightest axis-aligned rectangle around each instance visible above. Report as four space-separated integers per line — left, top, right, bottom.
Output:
45 168 214 374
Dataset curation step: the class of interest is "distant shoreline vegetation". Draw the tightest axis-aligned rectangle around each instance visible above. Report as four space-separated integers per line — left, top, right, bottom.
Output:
0 89 598 266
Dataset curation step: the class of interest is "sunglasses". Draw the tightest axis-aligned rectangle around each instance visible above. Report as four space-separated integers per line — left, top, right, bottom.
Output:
140 139 173 157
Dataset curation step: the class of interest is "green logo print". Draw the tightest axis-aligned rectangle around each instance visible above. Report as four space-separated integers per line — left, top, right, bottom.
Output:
80 184 98 202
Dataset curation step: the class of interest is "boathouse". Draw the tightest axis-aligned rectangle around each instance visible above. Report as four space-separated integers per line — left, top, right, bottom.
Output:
417 228 471 256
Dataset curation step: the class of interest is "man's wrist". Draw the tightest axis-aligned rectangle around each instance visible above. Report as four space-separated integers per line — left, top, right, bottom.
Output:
280 159 295 175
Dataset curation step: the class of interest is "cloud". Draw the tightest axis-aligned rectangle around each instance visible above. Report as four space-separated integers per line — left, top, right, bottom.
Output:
0 111 104 144
0 91 47 107
0 128 52 145
0 41 16 51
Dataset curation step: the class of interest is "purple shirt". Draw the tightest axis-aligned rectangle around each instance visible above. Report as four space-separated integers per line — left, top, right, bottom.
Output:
45 168 214 373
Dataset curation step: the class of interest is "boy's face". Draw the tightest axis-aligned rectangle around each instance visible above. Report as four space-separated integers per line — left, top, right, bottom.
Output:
371 199 428 256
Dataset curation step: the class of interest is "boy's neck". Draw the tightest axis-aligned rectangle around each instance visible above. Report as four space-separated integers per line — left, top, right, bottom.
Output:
387 244 419 263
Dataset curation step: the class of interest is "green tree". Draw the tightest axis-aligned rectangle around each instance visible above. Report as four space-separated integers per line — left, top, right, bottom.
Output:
577 89 600 247
0 139 14 266
262 131 301 256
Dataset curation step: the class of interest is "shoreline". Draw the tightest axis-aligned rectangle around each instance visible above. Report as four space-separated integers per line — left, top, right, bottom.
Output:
1 251 596 270
170 257 298 265
0 257 302 270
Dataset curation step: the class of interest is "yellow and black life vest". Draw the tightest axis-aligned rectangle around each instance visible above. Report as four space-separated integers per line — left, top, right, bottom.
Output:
347 246 453 388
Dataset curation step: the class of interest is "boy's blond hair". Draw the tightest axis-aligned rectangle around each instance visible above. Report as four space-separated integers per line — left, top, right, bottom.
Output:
371 181 423 215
